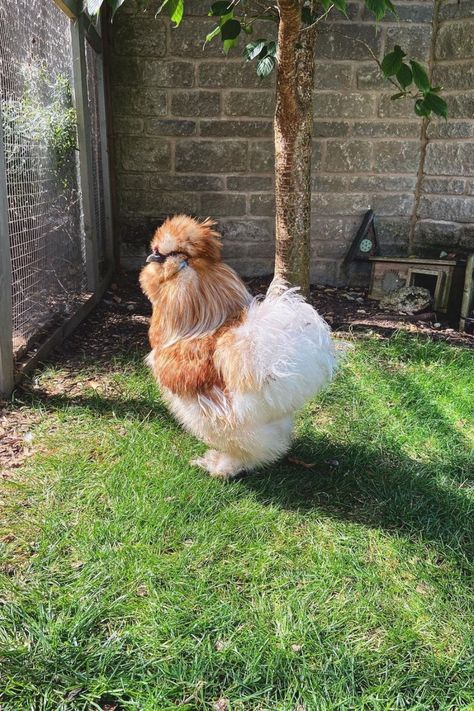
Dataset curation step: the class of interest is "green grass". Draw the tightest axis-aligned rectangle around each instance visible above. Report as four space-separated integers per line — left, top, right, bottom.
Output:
1 333 473 710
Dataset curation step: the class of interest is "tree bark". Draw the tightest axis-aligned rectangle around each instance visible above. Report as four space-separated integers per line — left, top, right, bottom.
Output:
274 0 317 297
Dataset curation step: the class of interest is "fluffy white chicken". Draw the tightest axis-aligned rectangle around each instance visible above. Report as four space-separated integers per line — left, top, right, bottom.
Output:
140 215 337 479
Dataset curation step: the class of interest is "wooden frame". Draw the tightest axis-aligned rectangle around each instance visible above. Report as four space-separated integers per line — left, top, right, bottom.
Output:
0 104 14 398
71 14 100 293
460 254 474 332
93 18 116 270
407 267 449 311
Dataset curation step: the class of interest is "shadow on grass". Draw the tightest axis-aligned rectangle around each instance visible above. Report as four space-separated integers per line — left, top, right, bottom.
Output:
245 364 473 565
18 343 473 566
244 427 474 567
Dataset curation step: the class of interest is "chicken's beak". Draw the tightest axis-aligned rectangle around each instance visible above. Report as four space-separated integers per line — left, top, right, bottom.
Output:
146 253 163 264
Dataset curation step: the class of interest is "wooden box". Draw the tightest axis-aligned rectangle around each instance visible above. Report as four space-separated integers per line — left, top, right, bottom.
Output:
369 257 457 312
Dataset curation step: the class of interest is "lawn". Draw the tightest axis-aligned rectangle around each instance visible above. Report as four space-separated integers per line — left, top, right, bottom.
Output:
1 328 473 710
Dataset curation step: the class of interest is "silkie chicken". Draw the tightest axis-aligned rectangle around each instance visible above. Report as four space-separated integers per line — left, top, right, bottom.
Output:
140 215 337 480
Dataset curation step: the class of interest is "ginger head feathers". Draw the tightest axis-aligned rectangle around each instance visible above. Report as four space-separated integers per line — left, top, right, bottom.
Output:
139 215 251 348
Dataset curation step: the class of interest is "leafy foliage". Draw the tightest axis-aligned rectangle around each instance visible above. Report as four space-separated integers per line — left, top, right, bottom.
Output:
1 64 77 185
87 0 447 120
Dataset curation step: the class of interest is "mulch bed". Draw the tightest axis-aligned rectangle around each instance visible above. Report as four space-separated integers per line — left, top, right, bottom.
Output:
1 271 473 477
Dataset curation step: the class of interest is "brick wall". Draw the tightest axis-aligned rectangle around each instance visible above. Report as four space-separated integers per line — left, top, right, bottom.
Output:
107 0 474 284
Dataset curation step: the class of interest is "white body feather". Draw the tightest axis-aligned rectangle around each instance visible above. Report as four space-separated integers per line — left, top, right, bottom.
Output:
159 284 337 477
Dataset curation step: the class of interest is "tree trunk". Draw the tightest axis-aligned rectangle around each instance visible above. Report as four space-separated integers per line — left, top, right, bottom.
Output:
274 0 317 297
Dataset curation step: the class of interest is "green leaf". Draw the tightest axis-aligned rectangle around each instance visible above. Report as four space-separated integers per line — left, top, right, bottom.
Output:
209 1 232 16
320 0 333 9
244 39 266 60
410 60 430 93
205 25 221 44
396 63 412 89
107 0 126 18
414 98 429 117
381 45 405 77
424 92 448 119
266 41 277 57
167 0 184 26
256 54 276 78
220 18 241 40
364 0 388 21
333 0 348 16
223 37 237 53
86 0 104 15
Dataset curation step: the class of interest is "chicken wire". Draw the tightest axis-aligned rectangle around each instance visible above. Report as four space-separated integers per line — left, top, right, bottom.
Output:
0 0 88 359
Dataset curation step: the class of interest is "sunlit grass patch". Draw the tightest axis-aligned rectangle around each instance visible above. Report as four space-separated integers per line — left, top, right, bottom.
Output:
1 333 473 710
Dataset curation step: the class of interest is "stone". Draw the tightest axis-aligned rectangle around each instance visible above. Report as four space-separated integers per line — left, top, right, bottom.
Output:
112 17 168 57
385 26 432 61
249 194 275 216
313 121 351 137
120 137 171 172
110 57 195 87
427 121 474 139
226 176 273 191
175 140 248 173
198 62 274 89
200 193 246 217
422 178 465 195
433 63 474 91
353 121 421 138
314 92 377 119
112 86 167 117
438 0 474 20
223 91 275 117
418 195 474 222
356 64 387 89
200 120 273 137
120 190 199 216
378 93 420 119
380 286 432 314
220 219 274 244
248 141 274 172
315 24 382 61
436 21 474 60
324 140 372 172
171 91 221 117
149 175 225 191
145 119 196 136
168 18 231 57
425 143 474 176
113 116 144 135
314 62 353 89
372 141 421 173
362 3 433 23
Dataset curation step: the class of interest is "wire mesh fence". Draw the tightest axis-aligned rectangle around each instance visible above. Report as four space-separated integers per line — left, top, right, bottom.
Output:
0 0 112 393
0 0 88 359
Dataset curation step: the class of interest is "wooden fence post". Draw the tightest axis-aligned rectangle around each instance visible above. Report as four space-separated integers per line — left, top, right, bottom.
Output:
71 15 100 294
96 35 116 272
0 102 14 398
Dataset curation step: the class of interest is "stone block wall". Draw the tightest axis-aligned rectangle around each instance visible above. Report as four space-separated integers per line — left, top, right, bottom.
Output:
107 0 474 284
414 0 474 256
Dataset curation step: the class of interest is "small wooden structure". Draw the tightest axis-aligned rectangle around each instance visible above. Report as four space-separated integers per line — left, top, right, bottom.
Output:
369 257 458 313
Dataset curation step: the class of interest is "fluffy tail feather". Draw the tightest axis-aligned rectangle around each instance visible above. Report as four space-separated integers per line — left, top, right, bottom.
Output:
214 282 338 418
